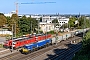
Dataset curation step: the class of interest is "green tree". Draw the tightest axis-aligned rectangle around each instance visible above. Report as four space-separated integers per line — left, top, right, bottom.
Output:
78 16 90 29
83 30 90 53
8 14 19 35
72 30 90 60
0 13 4 15
61 23 68 28
0 13 7 28
18 16 38 34
18 15 30 34
78 16 84 28
68 17 77 28
40 17 42 22
30 18 38 33
52 19 58 23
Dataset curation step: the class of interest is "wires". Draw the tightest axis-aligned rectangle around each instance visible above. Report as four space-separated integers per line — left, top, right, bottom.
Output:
21 2 56 4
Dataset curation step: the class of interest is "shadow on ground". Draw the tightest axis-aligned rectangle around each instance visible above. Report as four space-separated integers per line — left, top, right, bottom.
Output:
44 42 82 60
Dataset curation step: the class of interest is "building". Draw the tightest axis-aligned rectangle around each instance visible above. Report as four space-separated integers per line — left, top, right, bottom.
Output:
58 17 69 27
0 29 12 35
39 16 69 32
39 22 54 33
4 11 16 17
42 15 61 23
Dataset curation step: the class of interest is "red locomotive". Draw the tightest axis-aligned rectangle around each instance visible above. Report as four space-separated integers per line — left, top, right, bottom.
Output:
3 34 51 49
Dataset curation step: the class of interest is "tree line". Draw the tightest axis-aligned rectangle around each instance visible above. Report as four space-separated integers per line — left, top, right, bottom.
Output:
0 13 90 37
73 30 90 60
0 13 38 37
52 16 90 29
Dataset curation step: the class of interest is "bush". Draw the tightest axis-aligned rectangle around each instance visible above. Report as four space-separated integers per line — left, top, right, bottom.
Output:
72 30 90 60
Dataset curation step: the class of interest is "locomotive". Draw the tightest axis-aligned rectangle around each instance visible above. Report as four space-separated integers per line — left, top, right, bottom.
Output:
3 34 51 49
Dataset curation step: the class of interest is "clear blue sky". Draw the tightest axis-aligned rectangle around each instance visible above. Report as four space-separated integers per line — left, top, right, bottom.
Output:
0 0 90 14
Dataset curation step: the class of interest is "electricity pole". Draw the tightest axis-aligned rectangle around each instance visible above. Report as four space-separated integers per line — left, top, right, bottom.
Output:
12 24 14 52
31 21 32 34
46 20 47 39
83 16 85 41
15 22 16 38
38 19 40 34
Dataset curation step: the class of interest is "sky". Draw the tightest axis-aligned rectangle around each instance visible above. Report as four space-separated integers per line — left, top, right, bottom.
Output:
0 0 90 14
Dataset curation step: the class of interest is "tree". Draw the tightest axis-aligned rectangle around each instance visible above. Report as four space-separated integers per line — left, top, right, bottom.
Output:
8 14 19 35
72 30 90 60
78 16 84 28
52 19 58 23
18 16 38 34
0 14 7 28
18 15 30 34
82 30 90 54
78 16 90 29
40 17 42 22
28 18 38 32
68 17 77 28
0 13 4 16
61 23 68 28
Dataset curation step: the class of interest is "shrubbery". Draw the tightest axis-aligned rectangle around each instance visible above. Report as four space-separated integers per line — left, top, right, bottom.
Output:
73 30 90 60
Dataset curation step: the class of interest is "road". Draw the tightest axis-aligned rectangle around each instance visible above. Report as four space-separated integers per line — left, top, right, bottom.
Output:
0 37 6 42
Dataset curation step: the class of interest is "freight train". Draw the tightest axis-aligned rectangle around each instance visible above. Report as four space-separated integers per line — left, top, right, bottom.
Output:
3 34 51 49
20 28 90 54
3 28 89 53
21 31 75 54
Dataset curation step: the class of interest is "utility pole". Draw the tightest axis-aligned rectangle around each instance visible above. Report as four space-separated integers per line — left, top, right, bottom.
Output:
15 22 16 38
67 23 68 29
38 19 40 34
89 17 90 28
83 16 85 41
55 14 58 45
31 21 32 34
46 20 47 39
11 24 14 52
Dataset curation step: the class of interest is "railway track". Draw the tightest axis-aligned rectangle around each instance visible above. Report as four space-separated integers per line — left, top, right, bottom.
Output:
47 43 81 60
0 36 82 60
